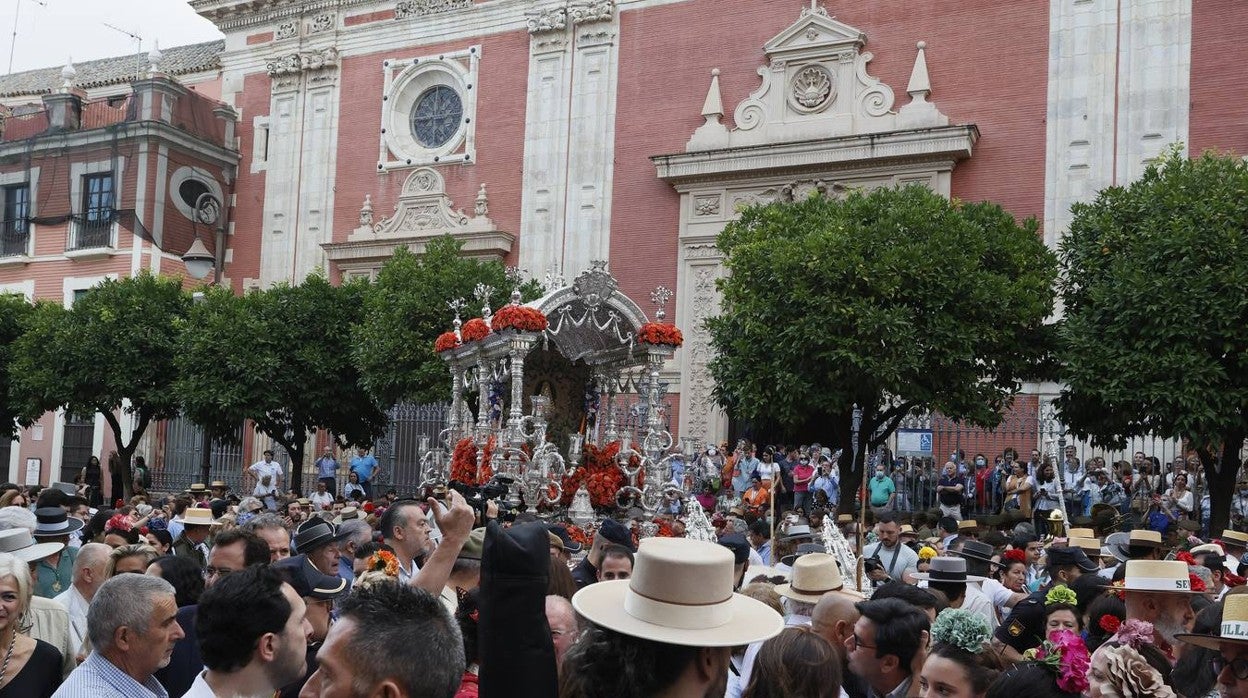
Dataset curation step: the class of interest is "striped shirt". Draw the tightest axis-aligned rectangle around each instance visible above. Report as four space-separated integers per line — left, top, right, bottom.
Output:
52 651 169 698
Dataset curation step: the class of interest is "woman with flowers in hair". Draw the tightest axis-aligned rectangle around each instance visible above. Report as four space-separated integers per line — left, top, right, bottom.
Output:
1085 618 1175 698
920 609 1001 698
993 549 1028 617
1043 585 1083 637
986 630 1090 698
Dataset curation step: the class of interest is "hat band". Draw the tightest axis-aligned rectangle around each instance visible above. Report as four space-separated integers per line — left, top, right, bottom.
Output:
623 587 733 630
928 570 969 582
35 523 69 533
1126 576 1191 592
791 582 843 595
1223 621 1248 641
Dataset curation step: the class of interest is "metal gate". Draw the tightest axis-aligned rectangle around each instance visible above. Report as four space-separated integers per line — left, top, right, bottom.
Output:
158 417 245 494
60 413 95 483
374 402 451 494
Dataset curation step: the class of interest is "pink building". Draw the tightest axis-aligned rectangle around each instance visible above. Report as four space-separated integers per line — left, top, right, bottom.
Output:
0 0 1244 487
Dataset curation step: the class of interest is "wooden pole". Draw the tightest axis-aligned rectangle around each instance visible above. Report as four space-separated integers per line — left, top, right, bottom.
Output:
857 452 868 589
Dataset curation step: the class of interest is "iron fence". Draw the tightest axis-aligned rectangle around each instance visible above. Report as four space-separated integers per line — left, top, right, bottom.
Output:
156 417 246 494
373 402 452 494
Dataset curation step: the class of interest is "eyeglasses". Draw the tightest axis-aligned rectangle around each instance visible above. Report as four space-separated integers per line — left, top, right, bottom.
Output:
202 566 235 579
1214 657 1248 681
849 632 876 651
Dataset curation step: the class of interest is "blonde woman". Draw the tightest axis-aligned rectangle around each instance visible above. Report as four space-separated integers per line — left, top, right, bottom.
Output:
0 552 62 696
105 544 158 577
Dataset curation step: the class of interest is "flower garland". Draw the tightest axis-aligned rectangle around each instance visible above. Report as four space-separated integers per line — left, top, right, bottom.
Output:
1022 629 1091 695
448 436 496 486
930 608 991 654
434 331 459 353
492 305 548 333
461 318 490 342
637 322 684 348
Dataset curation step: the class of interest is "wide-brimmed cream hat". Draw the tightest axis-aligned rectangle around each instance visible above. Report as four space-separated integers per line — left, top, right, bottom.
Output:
1112 529 1162 558
1222 530 1248 548
1068 527 1096 539
774 553 862 603
1120 560 1202 595
0 528 63 563
176 508 222 527
1069 536 1102 557
572 538 784 647
1178 594 1248 649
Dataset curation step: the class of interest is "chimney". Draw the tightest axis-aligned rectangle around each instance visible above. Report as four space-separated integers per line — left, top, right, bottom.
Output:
131 44 188 125
42 59 86 131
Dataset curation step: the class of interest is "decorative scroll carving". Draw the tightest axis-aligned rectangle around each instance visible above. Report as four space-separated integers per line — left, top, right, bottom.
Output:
527 6 567 33
568 0 613 24
395 0 472 18
266 47 339 76
276 20 298 39
355 168 494 238
308 13 335 33
683 265 720 441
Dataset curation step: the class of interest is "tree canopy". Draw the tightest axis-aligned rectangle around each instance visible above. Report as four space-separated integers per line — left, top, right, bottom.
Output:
10 272 190 499
0 294 33 441
354 236 541 407
176 275 388 493
707 185 1058 508
1056 148 1248 532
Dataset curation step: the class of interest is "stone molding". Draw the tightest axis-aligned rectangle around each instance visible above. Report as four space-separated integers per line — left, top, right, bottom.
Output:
395 0 472 19
528 0 613 33
324 167 513 271
265 47 340 76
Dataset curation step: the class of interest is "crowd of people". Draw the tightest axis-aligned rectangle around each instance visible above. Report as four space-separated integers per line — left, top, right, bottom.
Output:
0 439 1235 697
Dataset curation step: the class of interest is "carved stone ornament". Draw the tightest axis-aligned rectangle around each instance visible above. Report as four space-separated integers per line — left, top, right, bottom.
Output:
571 261 617 311
789 64 835 112
693 196 721 216
395 0 472 19
309 13 335 33
266 47 339 76
567 0 614 24
353 167 495 238
526 6 567 33
276 20 298 39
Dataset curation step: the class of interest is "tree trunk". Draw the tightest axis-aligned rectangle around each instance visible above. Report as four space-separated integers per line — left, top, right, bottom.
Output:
1206 428 1246 535
101 409 152 503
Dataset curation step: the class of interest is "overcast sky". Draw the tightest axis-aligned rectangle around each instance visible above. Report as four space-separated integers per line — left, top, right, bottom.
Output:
3 0 224 74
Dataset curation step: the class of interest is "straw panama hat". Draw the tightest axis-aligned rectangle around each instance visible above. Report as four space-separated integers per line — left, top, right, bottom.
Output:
958 519 979 531
774 553 862 603
0 528 63 563
1222 530 1248 547
572 538 784 647
1069 536 1102 557
1120 560 1203 595
1068 527 1095 539
177 508 222 527
1178 594 1248 650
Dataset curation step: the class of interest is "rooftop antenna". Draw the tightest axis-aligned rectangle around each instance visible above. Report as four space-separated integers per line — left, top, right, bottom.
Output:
101 21 144 79
7 0 50 75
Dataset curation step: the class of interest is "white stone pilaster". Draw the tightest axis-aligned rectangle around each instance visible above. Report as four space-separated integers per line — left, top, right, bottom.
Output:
1116 0 1190 183
519 16 572 279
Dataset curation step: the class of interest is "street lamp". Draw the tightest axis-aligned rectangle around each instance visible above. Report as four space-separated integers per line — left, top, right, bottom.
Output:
182 192 223 282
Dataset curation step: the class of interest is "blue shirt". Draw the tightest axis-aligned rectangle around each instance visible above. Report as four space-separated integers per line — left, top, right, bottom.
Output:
54 650 169 698
315 456 339 479
350 454 378 482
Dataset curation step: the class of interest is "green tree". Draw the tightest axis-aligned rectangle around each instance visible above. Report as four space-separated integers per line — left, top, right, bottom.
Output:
1056 148 1248 533
0 294 34 440
177 275 388 494
11 273 190 500
708 186 1058 511
354 236 541 406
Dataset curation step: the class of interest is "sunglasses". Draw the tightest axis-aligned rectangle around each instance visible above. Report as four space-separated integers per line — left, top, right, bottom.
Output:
1214 656 1248 681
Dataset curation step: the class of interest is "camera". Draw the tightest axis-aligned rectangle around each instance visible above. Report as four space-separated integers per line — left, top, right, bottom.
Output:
449 475 518 522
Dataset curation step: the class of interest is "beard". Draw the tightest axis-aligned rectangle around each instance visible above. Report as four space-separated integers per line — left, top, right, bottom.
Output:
1152 613 1188 646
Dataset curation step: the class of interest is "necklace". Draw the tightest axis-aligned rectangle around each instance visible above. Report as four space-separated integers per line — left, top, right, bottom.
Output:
0 628 17 687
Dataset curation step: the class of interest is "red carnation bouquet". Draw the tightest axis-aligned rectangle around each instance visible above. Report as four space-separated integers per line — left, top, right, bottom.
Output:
461 318 490 342
560 441 638 508
434 331 459 353
637 322 683 348
449 436 496 486
492 305 548 333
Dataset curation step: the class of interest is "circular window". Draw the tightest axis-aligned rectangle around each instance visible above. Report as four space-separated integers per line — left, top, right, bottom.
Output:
178 179 212 210
409 85 463 148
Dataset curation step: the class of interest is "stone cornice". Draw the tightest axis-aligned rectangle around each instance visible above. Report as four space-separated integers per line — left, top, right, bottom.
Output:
651 124 978 186
194 0 380 31
322 229 514 267
0 120 241 167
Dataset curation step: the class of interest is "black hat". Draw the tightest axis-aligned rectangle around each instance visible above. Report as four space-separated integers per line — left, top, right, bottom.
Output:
781 542 825 567
597 518 633 551
272 554 348 600
32 507 84 538
954 540 1000 567
718 533 751 566
293 518 349 554
1046 546 1099 572
546 524 583 554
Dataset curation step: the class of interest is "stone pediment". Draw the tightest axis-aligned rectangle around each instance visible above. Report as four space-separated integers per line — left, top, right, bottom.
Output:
763 7 866 61
684 4 950 153
323 167 513 271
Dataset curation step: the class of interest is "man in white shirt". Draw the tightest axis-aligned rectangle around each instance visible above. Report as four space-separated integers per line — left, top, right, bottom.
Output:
247 449 284 511
308 481 335 511
863 514 919 585
53 543 110 662
915 556 999 630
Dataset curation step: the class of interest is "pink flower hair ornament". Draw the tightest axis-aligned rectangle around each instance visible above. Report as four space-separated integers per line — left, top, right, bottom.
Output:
1021 629 1091 695
1109 618 1155 650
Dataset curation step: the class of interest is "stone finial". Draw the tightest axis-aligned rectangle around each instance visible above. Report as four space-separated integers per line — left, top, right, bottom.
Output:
686 68 730 152
359 194 374 227
60 59 77 90
906 41 931 103
148 40 164 76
